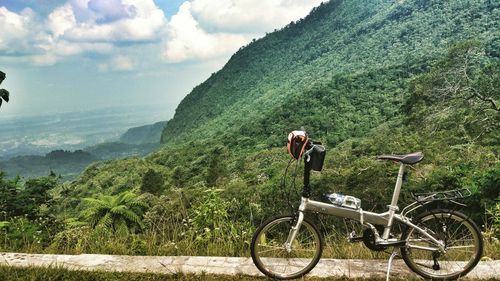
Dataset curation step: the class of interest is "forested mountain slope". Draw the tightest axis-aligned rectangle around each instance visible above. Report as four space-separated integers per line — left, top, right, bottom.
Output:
120 121 166 145
161 0 497 146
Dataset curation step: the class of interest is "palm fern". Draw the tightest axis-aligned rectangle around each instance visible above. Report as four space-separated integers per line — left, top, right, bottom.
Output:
82 191 147 236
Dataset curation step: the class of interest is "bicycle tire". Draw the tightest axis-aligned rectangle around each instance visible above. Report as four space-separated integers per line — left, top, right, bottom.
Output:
401 209 483 280
250 214 323 279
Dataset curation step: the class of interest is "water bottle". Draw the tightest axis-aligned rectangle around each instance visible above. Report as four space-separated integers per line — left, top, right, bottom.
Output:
326 193 361 209
326 192 345 206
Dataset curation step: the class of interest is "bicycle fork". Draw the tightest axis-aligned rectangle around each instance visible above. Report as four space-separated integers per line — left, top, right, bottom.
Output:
284 198 307 252
284 211 304 252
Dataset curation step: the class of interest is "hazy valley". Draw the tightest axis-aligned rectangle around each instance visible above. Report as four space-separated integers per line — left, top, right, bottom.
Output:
0 105 167 179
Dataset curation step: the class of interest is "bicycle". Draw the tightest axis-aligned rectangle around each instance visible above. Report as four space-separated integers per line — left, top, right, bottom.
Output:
250 130 483 280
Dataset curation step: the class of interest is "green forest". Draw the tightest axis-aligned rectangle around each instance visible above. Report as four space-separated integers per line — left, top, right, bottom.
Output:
0 0 499 260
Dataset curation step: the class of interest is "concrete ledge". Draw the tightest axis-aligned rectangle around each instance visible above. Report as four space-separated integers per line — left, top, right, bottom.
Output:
1 253 499 279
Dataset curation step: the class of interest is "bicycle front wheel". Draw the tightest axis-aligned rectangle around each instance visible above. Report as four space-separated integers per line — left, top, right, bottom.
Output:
250 214 323 280
401 209 483 280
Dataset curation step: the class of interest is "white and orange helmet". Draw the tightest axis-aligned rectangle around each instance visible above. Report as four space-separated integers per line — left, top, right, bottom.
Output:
287 130 309 160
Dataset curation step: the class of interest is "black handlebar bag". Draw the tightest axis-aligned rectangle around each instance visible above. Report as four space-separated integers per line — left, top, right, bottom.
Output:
309 145 326 171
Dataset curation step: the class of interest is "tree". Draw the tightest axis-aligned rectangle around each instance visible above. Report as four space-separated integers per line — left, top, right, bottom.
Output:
0 71 10 109
205 146 227 187
20 174 58 218
171 166 185 188
141 168 164 195
82 191 147 236
0 172 58 220
404 41 499 143
0 172 20 219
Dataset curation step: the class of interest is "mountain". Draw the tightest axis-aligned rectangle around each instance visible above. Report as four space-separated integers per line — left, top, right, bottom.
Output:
147 0 497 221
0 150 98 180
160 0 497 146
61 0 497 215
120 121 166 145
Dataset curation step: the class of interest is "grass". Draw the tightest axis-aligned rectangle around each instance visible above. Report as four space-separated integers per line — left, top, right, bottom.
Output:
4 265 499 281
3 237 499 260
1 265 500 281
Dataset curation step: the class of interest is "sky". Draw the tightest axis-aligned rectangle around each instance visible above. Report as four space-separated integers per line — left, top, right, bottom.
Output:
0 0 324 118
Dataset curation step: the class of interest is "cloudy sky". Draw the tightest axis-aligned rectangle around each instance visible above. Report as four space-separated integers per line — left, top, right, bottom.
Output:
0 0 323 118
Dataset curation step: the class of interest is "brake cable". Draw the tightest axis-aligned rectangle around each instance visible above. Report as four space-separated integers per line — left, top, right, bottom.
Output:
280 158 296 211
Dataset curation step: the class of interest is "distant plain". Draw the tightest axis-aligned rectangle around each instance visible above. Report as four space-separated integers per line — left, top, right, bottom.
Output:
0 104 168 160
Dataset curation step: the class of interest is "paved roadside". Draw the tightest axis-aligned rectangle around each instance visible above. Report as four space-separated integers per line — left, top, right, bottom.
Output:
1 253 498 279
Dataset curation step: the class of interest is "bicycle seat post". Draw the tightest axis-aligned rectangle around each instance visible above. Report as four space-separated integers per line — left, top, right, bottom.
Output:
382 163 405 240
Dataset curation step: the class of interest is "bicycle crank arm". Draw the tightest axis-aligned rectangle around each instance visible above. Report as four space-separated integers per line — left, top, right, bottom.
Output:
376 240 407 247
348 236 364 243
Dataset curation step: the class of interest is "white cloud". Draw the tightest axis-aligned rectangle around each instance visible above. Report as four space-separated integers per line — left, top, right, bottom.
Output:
48 4 76 38
87 0 137 22
1 0 325 65
0 1 166 67
32 38 114 65
162 2 246 63
190 0 324 33
162 0 323 63
0 7 37 53
48 0 167 43
36 38 113 56
0 4 119 66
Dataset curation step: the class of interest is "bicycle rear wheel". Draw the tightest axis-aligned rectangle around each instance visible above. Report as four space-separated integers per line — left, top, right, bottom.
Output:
401 209 483 280
250 214 323 280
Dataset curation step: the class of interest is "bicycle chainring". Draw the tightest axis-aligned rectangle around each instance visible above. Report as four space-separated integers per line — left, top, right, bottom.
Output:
362 228 388 252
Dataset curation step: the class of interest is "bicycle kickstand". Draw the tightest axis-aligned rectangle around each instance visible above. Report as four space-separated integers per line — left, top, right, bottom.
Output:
386 248 400 281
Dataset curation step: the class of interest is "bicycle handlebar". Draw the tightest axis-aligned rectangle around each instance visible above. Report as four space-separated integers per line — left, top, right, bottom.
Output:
304 140 322 157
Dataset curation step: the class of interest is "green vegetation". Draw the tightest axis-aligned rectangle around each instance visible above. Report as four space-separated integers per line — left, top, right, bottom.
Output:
160 0 497 145
120 121 166 144
0 70 10 109
0 265 449 281
0 150 98 180
0 173 59 252
82 191 147 236
86 142 159 161
0 0 498 264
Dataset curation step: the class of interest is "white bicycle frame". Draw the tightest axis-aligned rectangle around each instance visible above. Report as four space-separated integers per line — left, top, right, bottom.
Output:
284 161 446 253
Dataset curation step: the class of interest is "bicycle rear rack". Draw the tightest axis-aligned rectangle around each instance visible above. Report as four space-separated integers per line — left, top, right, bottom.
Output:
412 188 472 202
401 188 472 217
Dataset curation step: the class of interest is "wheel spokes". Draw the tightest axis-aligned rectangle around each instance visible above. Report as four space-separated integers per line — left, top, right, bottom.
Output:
404 212 481 278
252 217 321 278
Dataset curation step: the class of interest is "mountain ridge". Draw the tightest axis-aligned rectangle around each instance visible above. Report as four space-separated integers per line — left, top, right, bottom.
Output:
120 121 166 145
160 0 497 145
